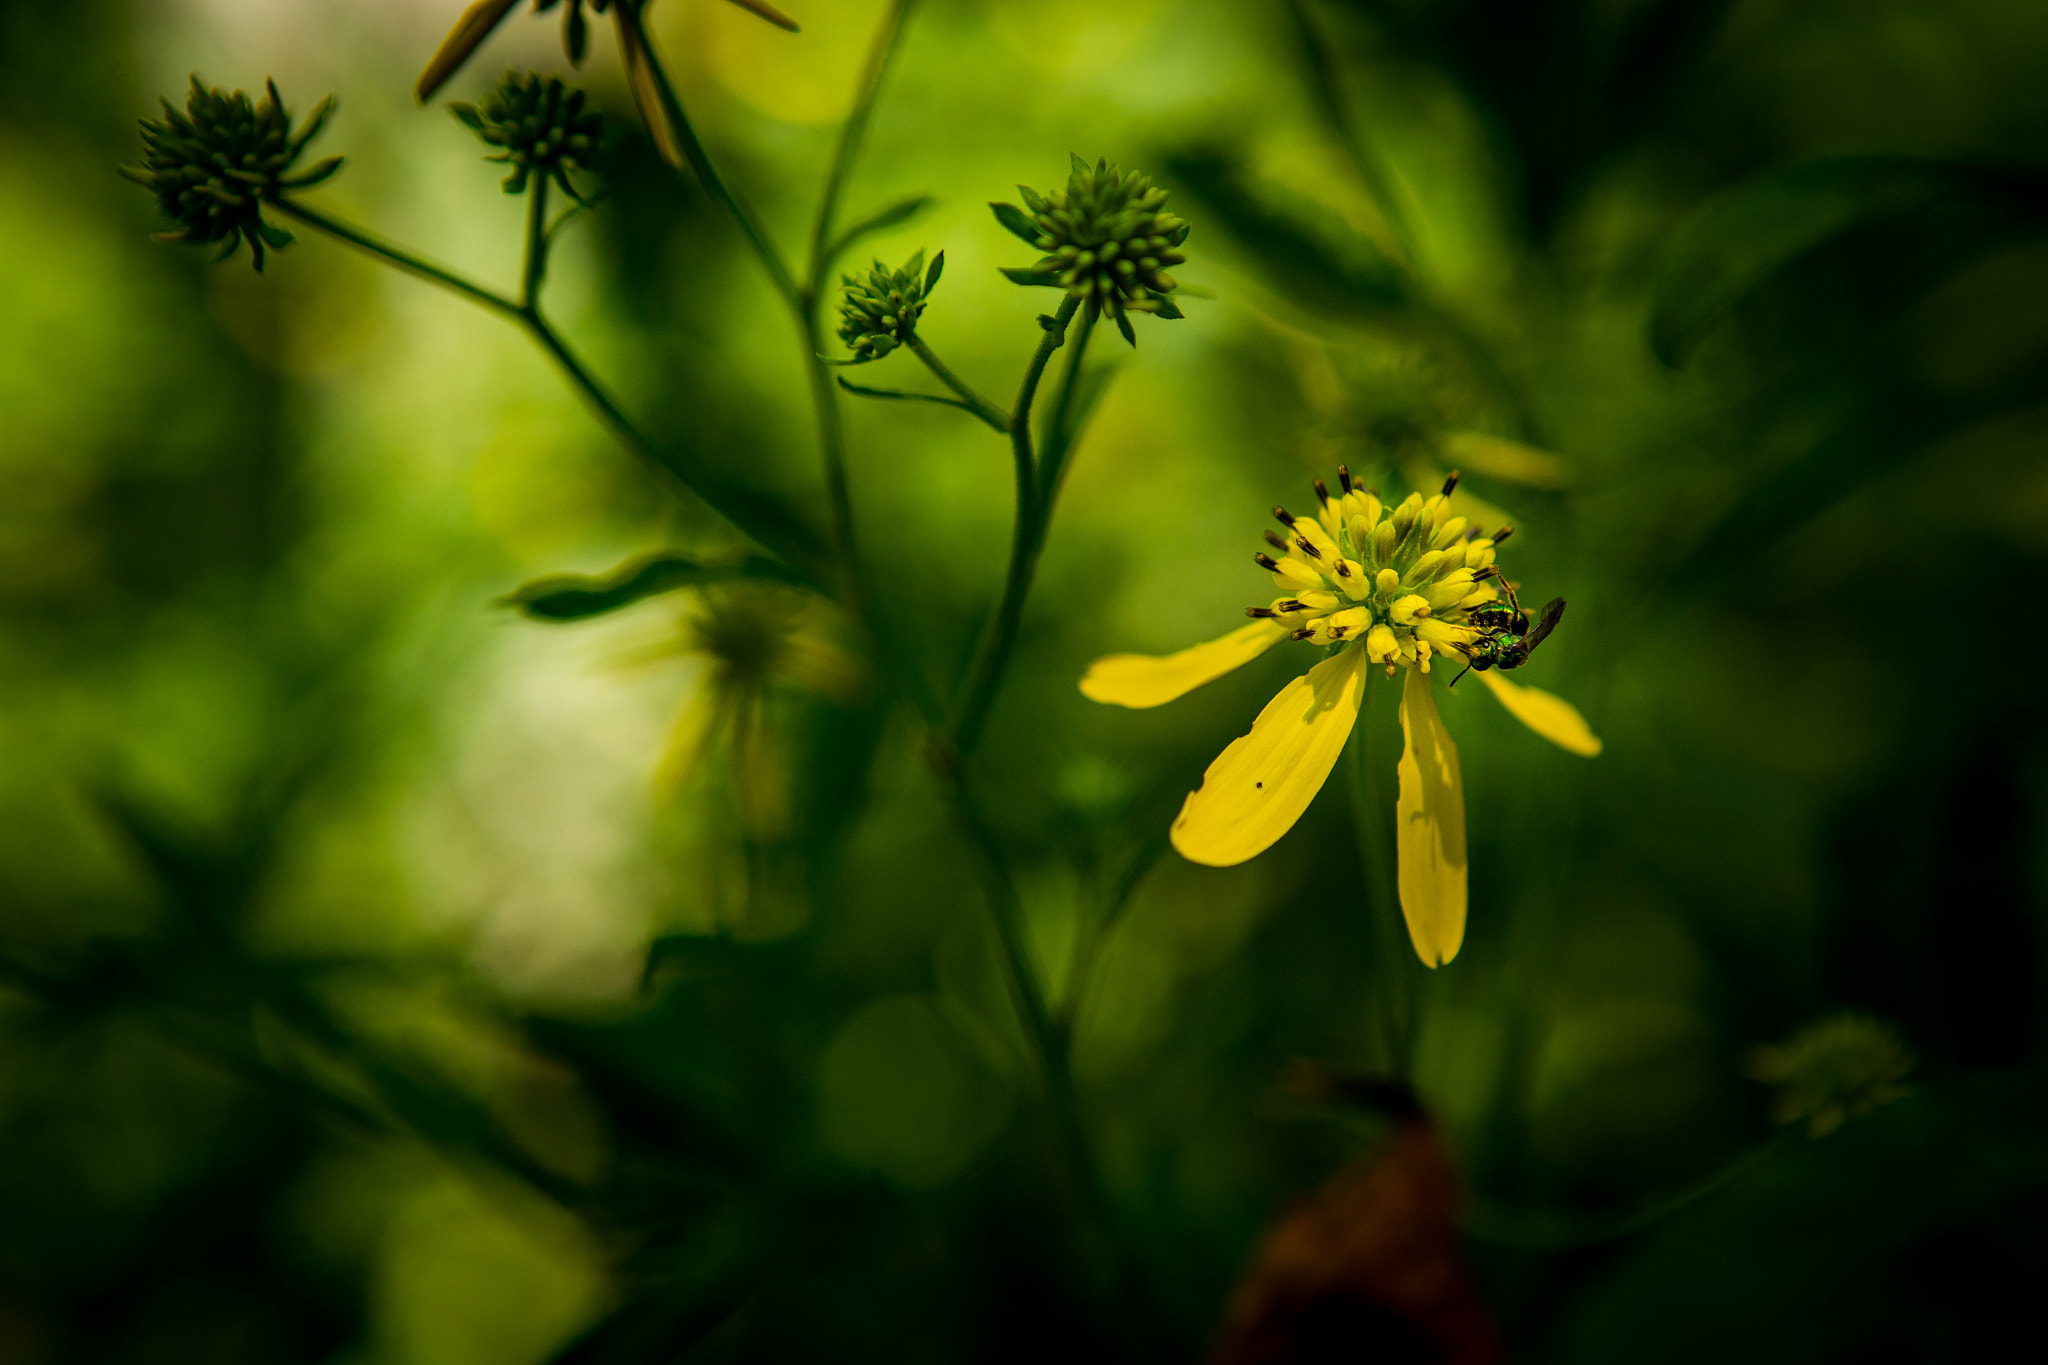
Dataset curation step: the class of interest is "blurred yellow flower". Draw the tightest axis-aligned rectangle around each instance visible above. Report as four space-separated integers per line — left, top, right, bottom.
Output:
1081 469 1600 966
626 585 861 836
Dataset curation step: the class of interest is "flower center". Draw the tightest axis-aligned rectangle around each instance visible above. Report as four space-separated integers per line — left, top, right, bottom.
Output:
1247 468 1507 674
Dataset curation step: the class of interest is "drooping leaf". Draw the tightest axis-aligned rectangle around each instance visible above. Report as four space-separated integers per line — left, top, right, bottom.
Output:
502 552 806 622
1000 265 1061 287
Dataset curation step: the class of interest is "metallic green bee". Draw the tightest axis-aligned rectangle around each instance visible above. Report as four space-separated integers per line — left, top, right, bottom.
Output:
1454 574 1566 684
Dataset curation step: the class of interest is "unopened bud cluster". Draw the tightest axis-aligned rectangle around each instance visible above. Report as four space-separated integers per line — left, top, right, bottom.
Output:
122 77 341 271
838 250 943 363
452 72 603 197
994 156 1188 331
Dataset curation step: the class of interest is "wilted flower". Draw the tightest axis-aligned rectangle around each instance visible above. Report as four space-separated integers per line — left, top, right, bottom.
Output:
641 585 863 835
837 250 943 363
1751 1013 1915 1137
121 77 341 272
452 72 605 197
415 0 800 104
991 155 1188 344
1081 469 1601 966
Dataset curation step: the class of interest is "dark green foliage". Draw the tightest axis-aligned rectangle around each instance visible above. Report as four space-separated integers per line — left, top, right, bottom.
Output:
837 250 940 362
992 156 1189 343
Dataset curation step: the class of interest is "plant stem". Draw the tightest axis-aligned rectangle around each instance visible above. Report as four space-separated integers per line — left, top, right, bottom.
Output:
1347 668 1415 1075
613 1 799 309
949 294 1083 752
268 197 827 586
521 176 550 308
807 0 920 294
906 333 1011 432
268 198 521 320
1033 301 1099 507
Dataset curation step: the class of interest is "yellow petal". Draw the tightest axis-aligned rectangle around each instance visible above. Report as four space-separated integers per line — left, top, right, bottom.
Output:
654 683 727 795
415 0 522 103
1398 667 1467 967
1079 619 1289 709
724 0 802 32
1170 646 1368 867
1476 668 1603 757
615 8 684 169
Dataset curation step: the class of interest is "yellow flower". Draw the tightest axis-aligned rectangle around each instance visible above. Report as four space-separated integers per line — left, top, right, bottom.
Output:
415 1 800 166
628 584 861 835
1080 469 1601 966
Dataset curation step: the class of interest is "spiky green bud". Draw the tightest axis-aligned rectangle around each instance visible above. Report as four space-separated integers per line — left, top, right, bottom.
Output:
991 154 1189 344
837 250 944 364
120 77 341 272
451 71 605 198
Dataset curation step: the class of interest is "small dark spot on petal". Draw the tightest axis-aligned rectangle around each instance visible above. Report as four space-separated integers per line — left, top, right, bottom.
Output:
1255 781 1263 788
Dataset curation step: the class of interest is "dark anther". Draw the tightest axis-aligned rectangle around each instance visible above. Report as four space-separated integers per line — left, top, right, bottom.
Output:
1492 524 1514 546
1264 529 1289 551
1255 552 1281 571
1246 606 1275 618
1464 525 1483 541
1442 469 1460 496
1277 600 1303 614
1338 465 1353 493
1273 506 1296 527
1334 561 1352 577
1367 486 1380 498
1294 536 1322 559
1330 626 1348 639
1312 478 1330 505
1474 566 1498 581
1291 628 1315 640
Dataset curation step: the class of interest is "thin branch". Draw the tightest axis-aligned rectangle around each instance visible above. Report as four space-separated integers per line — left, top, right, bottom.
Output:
905 333 1011 431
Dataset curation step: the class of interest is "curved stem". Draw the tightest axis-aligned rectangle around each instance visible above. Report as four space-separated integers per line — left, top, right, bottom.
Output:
949 294 1082 753
268 198 520 320
269 196 826 586
613 1 799 308
1033 302 1099 507
906 333 1011 432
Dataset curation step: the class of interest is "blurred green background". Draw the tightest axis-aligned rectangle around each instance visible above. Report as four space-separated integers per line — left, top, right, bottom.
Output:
4 0 2048 1361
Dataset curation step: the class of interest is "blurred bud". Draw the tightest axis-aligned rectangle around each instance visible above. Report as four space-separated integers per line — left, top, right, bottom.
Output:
451 72 605 198
991 154 1189 344
121 77 341 273
837 250 943 363
418 0 801 105
1750 1012 1916 1137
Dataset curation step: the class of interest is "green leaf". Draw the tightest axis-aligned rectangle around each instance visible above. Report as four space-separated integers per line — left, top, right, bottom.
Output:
1165 148 1409 320
1070 151 1090 176
925 249 945 294
1001 266 1060 287
502 552 805 622
1150 292 1185 320
257 221 295 250
819 194 935 274
990 201 1043 246
1649 155 1987 368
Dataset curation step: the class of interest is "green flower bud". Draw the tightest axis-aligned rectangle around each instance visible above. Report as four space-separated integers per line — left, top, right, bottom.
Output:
450 71 605 199
120 76 342 272
837 250 944 364
991 154 1189 343
1750 1012 1916 1137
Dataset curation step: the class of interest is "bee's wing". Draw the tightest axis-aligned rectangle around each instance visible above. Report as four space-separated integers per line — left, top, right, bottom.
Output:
1521 597 1566 652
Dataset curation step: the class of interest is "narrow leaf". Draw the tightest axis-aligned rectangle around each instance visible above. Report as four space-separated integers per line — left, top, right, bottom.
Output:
821 194 936 273
1001 266 1060 287
990 202 1044 245
502 552 804 622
